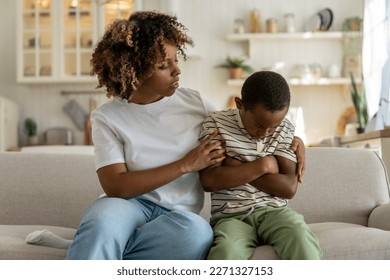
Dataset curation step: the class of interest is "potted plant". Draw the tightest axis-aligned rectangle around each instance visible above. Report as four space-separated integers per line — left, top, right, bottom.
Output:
24 118 38 145
216 56 253 79
342 17 363 32
350 73 368 133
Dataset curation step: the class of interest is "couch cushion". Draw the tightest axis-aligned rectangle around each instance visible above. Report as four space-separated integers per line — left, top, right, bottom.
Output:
0 225 75 260
311 222 390 259
250 222 390 260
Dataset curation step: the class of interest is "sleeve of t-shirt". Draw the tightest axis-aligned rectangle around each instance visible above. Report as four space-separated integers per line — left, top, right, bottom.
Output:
273 120 297 163
199 115 217 141
203 98 218 115
198 113 224 148
197 91 219 139
91 109 126 170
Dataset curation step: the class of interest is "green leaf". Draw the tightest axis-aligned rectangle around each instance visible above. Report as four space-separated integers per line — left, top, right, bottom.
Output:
349 72 368 129
216 56 253 73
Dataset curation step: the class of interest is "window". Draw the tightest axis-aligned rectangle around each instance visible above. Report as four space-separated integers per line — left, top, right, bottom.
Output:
363 0 390 130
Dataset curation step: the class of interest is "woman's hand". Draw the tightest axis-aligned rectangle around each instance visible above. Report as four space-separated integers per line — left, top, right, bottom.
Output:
290 136 306 183
180 130 225 173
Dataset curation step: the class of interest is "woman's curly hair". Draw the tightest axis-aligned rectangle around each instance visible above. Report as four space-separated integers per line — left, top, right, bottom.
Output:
90 11 193 100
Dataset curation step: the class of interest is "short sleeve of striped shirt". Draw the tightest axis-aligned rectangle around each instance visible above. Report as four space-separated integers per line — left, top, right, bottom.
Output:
273 119 297 163
199 114 224 143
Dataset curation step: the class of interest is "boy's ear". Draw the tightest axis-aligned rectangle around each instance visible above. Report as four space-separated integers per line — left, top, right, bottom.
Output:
235 97 243 109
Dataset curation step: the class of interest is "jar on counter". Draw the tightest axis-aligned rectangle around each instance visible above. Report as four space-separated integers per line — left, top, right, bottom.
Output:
266 18 278 33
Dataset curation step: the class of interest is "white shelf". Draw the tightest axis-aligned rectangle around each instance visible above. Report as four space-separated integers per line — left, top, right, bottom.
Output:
226 31 361 41
226 31 362 58
289 77 357 86
227 77 359 87
225 31 362 89
18 76 96 84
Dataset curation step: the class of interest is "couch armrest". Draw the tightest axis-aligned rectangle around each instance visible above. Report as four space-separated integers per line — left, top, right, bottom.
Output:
368 203 390 230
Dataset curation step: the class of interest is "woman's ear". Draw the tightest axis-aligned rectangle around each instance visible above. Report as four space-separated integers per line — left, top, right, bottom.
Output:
235 97 243 109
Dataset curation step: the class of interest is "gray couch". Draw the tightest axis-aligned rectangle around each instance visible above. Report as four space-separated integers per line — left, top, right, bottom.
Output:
1 147 390 259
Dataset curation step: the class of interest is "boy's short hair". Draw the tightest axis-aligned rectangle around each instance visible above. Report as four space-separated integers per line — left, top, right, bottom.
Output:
241 71 290 111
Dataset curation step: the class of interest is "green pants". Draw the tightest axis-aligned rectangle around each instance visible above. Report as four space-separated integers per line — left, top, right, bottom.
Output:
207 206 323 260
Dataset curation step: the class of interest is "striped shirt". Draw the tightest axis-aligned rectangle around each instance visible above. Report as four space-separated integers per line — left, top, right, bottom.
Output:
199 108 297 217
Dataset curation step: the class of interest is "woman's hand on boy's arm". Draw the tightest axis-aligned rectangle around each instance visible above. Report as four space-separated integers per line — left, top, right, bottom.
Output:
290 136 305 183
180 130 226 173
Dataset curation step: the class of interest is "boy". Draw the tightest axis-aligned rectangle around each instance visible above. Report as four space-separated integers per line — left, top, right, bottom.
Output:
199 71 322 260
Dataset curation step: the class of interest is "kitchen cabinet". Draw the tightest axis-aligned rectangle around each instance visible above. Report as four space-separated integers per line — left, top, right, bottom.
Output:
0 96 19 151
225 31 362 87
16 0 141 83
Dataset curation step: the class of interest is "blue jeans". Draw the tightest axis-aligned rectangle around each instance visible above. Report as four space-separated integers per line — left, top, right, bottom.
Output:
66 196 213 260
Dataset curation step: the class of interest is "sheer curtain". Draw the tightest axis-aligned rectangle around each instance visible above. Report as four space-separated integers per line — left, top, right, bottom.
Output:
363 0 390 130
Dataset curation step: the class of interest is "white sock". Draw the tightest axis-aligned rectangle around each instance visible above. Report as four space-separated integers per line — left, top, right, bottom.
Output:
26 229 72 250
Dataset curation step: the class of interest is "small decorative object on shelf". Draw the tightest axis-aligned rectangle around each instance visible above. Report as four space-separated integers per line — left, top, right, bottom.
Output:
350 73 368 133
216 56 253 79
304 8 333 32
342 16 363 32
284 13 296 33
233 19 245 34
266 18 278 33
343 54 361 77
250 9 261 33
342 19 362 78
328 64 341 78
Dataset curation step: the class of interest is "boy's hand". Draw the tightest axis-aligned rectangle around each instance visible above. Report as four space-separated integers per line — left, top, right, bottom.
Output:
290 136 305 183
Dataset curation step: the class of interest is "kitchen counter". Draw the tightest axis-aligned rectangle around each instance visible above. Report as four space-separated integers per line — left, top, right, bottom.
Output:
339 128 390 173
339 128 390 144
18 145 94 154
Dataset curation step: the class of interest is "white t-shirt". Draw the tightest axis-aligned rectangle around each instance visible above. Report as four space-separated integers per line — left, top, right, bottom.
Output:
91 88 216 213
